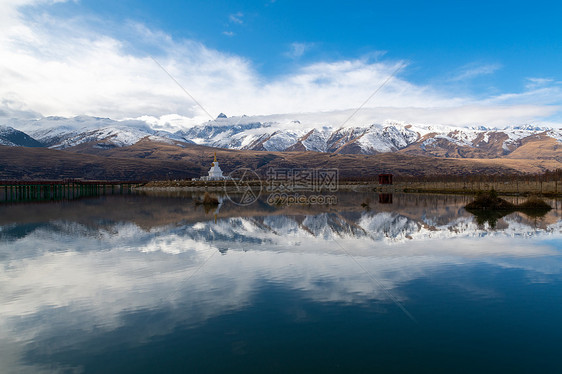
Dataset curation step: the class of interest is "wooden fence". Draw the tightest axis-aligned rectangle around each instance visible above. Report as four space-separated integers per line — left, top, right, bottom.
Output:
0 180 143 203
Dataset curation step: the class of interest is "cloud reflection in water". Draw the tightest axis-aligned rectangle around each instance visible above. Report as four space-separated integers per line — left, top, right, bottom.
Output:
0 194 560 373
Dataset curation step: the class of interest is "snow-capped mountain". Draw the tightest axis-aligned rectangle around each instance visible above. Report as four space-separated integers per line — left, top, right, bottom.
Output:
173 116 425 153
1 114 561 158
0 125 43 147
172 115 562 158
6 115 188 149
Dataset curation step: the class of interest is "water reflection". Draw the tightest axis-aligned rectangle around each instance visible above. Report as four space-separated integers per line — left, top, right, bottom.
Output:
0 193 561 373
378 193 393 204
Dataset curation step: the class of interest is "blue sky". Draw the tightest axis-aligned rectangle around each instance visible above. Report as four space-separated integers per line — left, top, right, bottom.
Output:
0 0 561 127
73 0 562 90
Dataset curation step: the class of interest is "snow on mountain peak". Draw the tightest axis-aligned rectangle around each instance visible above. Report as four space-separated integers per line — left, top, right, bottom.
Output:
1 113 561 155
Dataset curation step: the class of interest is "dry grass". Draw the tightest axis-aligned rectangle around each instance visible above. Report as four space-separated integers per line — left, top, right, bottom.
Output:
191 192 220 207
469 157 562 174
3 136 562 181
0 145 202 180
65 139 561 178
397 180 561 196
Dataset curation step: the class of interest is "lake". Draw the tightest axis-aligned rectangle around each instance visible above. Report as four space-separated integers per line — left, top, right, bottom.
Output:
1 192 561 373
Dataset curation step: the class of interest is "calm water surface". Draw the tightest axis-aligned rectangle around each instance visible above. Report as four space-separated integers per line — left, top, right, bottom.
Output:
1 192 561 373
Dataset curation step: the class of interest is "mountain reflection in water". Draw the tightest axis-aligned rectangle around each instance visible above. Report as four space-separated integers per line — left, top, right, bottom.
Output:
0 192 561 373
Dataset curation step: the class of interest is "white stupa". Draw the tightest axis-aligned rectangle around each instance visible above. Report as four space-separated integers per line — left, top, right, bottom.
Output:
193 152 226 181
207 152 224 180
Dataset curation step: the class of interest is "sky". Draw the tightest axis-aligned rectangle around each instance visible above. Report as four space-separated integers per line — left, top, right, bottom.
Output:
0 0 561 128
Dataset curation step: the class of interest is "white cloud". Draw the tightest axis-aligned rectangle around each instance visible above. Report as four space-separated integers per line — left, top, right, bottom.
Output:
1 212 561 372
229 11 244 24
0 1 560 128
525 77 554 90
141 105 557 130
222 30 235 37
450 62 502 81
285 42 313 59
488 86 562 107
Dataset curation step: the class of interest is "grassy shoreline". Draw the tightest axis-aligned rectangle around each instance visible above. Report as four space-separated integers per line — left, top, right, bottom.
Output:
385 180 561 197
137 179 562 197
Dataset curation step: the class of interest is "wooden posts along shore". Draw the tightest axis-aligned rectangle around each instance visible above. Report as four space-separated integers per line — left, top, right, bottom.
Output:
0 180 142 203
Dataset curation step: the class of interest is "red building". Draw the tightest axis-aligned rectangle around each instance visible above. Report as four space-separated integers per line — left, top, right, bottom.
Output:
378 174 393 185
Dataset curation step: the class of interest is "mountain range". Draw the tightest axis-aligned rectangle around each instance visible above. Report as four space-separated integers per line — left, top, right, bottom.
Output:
2 114 561 158
1 113 561 179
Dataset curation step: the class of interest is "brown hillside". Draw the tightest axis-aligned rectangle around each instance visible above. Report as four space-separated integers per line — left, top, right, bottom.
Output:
505 136 562 161
399 131 562 160
62 138 556 178
4 137 561 181
0 145 202 180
